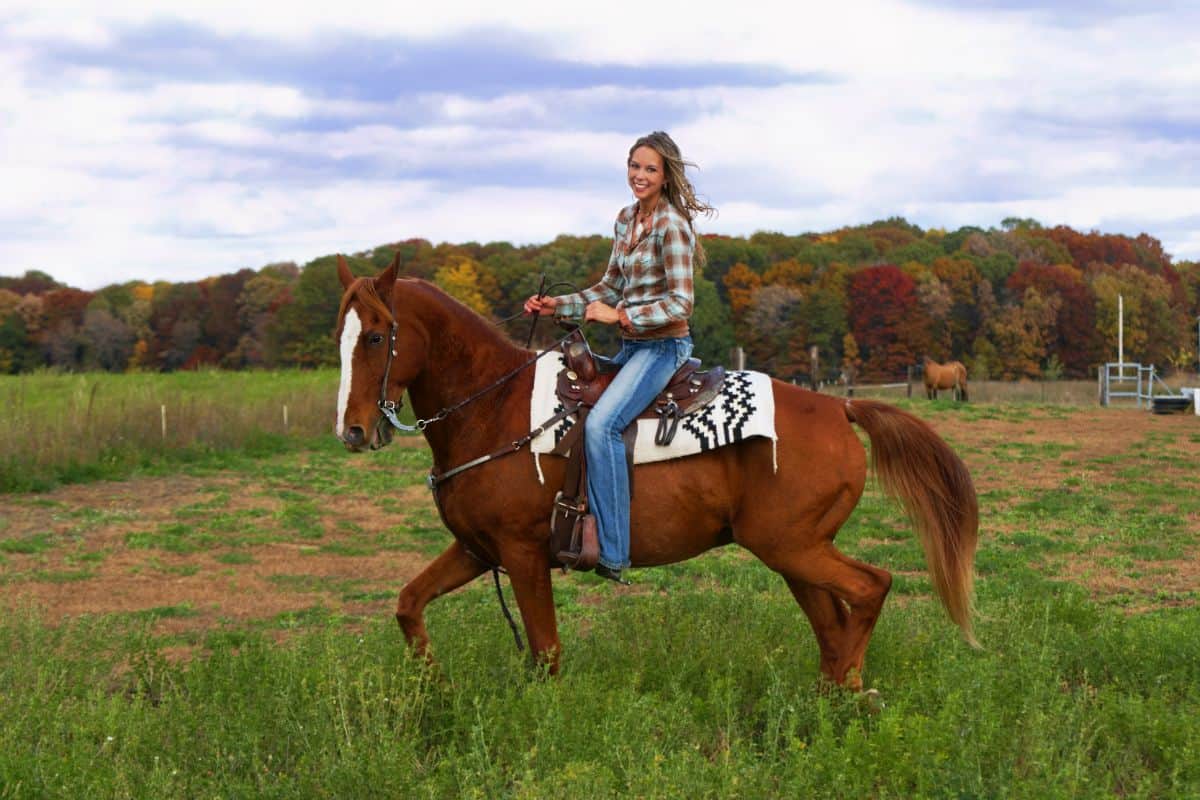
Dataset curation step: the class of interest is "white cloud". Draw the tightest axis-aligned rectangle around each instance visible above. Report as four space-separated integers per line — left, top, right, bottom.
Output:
1 1 1199 290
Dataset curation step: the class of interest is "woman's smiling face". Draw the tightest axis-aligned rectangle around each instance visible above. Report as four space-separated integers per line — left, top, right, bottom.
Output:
627 145 665 207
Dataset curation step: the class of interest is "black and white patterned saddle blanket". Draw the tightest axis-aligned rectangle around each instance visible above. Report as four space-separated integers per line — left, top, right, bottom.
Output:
528 353 777 481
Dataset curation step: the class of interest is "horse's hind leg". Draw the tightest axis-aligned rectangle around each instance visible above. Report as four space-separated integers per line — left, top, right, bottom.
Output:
396 540 488 659
786 580 849 683
775 548 892 691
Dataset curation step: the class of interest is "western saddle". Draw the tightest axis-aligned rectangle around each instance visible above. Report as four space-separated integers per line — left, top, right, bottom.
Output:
548 329 726 571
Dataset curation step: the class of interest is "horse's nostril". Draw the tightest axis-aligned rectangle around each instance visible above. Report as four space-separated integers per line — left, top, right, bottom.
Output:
345 426 366 447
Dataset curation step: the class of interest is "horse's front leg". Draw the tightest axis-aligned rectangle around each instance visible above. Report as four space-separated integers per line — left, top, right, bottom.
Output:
395 540 488 660
499 537 560 674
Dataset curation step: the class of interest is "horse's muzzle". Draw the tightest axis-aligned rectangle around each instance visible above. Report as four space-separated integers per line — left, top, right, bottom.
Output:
340 418 395 452
341 425 367 451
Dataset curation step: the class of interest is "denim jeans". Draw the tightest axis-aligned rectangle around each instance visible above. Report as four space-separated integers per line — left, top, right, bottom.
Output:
585 335 693 570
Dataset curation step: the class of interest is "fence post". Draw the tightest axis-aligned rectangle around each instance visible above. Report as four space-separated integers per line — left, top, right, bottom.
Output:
906 365 913 398
283 404 289 432
160 404 167 441
730 346 744 371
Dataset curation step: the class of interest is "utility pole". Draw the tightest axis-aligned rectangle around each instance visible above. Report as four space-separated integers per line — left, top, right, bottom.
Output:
1118 294 1124 369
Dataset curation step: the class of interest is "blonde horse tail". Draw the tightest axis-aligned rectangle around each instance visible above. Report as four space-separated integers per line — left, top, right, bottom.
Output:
844 399 979 645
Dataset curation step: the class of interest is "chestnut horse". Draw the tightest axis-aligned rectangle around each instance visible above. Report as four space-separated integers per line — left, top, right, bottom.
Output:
335 256 978 690
923 357 969 402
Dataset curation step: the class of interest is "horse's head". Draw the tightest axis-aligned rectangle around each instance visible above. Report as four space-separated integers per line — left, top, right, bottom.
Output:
334 253 429 451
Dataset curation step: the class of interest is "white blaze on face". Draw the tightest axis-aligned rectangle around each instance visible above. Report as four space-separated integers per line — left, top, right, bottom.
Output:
336 308 362 437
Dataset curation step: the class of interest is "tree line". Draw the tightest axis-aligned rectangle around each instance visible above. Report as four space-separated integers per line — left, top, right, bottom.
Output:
1 217 1198 382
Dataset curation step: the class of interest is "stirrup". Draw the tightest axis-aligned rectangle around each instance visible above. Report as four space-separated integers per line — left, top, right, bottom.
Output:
594 563 630 585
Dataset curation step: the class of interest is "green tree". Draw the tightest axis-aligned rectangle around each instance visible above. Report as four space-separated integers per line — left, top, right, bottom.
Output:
689 273 734 366
267 255 370 367
1090 265 1182 367
0 312 34 373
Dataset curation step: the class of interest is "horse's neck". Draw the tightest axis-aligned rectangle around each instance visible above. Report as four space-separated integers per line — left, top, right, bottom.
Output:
403 286 532 459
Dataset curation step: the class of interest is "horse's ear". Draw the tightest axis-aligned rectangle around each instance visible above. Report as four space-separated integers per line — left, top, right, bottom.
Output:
375 251 401 303
336 254 355 289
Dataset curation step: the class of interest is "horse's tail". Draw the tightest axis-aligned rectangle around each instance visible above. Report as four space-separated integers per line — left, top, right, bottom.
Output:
956 363 969 402
844 399 979 646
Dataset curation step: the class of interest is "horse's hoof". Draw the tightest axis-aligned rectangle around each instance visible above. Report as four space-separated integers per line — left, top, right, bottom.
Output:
860 688 884 715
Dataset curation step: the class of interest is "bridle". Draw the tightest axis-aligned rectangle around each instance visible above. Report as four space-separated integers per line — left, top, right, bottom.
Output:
371 278 585 436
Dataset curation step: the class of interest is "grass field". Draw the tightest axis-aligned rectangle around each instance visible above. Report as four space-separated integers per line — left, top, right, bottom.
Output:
0 369 361 492
1 385 1199 798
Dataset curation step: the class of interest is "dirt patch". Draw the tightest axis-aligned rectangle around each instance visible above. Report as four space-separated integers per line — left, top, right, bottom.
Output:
8 544 429 622
1052 546 1200 614
933 408 1181 492
0 467 442 636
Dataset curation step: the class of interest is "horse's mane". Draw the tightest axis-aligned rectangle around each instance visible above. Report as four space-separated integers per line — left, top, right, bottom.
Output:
339 275 524 357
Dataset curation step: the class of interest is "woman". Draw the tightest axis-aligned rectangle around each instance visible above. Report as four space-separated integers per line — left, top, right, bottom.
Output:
524 131 714 582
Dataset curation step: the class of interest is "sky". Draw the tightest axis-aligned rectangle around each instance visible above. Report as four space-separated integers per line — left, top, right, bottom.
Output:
2 0 1199 289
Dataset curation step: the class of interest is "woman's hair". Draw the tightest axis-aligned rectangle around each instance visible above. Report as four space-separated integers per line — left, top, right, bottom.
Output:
629 131 715 265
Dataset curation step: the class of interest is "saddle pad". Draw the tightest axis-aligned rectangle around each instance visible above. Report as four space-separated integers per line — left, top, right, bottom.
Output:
529 353 777 481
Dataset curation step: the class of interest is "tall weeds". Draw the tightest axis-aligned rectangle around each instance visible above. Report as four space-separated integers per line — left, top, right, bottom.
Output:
0 369 341 491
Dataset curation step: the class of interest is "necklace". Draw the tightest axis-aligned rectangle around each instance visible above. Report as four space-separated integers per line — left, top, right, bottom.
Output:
636 200 657 226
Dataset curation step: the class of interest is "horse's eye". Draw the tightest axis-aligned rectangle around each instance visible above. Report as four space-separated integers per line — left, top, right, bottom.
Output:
367 332 385 346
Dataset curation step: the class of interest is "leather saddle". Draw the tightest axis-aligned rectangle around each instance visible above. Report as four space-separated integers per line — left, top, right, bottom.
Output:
554 329 726 444
547 328 726 572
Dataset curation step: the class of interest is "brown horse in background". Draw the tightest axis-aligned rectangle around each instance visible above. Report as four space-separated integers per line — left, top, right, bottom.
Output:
334 255 979 690
923 357 969 402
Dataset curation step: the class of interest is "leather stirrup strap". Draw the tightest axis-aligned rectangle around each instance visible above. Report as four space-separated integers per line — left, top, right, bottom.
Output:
561 408 588 502
622 422 637 500
551 411 586 457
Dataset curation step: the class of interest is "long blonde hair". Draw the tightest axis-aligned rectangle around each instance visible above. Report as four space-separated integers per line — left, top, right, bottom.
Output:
629 131 715 266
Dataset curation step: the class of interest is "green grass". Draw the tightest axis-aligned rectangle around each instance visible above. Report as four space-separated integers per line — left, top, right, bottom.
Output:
0 587 1196 798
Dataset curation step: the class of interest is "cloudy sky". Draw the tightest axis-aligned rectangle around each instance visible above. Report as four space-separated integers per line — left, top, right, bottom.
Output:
2 1 1199 289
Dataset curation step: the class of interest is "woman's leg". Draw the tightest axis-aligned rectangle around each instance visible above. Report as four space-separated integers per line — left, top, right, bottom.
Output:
584 338 690 571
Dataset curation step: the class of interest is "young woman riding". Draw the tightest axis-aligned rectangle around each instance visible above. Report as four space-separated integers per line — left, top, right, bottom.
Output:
523 131 715 583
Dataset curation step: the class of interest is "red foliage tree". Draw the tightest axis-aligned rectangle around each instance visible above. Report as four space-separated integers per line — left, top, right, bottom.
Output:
1043 226 1169 272
848 265 925 380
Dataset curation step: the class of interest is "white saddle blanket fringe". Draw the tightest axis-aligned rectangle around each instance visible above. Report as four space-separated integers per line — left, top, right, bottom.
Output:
529 353 777 483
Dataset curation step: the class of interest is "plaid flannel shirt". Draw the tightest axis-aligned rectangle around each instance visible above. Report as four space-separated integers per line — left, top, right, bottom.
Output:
555 201 694 339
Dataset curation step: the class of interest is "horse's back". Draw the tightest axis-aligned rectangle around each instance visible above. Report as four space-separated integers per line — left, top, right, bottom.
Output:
765 379 867 492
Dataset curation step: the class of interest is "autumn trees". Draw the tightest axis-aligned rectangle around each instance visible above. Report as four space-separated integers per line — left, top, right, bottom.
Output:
0 219 1196 378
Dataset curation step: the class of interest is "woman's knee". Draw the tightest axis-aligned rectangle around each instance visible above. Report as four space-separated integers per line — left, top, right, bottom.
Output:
585 407 621 439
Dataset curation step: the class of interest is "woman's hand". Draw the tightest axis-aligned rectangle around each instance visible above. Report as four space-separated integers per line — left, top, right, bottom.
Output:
523 294 558 316
584 301 621 325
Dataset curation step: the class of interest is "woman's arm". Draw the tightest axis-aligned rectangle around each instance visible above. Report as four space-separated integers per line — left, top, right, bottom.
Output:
553 231 625 323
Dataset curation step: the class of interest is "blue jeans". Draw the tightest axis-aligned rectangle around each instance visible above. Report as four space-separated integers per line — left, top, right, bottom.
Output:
585 335 693 570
